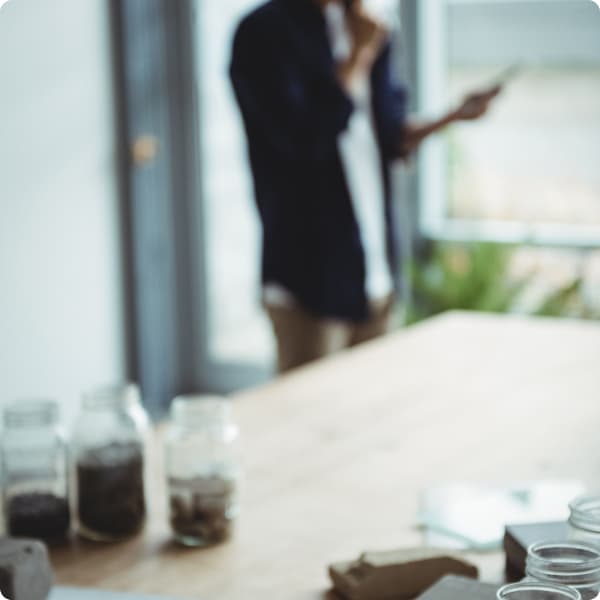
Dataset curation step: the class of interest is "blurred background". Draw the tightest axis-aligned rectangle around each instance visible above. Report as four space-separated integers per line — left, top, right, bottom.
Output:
1 0 599 421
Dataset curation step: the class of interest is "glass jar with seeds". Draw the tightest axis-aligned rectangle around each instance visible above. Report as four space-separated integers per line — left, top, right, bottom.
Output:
71 383 149 541
1 399 70 543
165 395 240 546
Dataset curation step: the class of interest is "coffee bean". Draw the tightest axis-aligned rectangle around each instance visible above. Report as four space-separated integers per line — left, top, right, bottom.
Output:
7 492 70 542
76 442 146 540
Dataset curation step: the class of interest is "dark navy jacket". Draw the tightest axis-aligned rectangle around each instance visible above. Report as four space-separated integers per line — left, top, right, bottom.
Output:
229 0 408 321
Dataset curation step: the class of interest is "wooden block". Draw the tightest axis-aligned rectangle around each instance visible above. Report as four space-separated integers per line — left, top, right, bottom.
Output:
329 547 478 600
415 575 498 600
0 537 53 600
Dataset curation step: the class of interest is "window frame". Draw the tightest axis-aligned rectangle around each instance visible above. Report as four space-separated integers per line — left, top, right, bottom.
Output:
413 0 600 250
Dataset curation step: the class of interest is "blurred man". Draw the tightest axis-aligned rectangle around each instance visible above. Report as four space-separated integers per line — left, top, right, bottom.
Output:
230 0 499 372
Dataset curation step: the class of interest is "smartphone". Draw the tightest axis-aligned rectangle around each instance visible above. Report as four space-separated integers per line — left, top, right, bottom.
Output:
487 63 523 90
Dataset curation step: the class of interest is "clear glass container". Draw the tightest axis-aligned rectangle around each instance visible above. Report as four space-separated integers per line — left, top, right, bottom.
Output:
526 541 600 600
1 400 70 542
569 495 600 548
71 383 149 541
497 582 581 600
165 394 240 546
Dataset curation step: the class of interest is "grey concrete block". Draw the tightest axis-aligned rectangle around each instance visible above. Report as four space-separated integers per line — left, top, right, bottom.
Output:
0 537 53 600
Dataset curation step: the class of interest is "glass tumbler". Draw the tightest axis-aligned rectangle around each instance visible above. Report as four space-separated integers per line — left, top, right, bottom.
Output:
497 582 581 600
569 495 600 548
525 541 600 600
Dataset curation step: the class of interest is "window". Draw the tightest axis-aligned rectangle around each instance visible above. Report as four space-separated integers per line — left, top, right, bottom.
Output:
194 0 275 389
417 0 600 247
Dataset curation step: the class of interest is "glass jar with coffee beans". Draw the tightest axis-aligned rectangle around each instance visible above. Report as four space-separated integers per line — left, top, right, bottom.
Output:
165 395 240 546
1 400 70 543
71 384 149 541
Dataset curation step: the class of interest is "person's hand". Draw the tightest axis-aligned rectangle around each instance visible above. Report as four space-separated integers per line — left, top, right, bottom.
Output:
453 86 501 121
346 1 388 71
337 1 387 92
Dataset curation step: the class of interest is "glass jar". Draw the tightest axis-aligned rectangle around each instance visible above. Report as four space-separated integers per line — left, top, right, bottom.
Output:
497 582 581 600
569 495 600 548
165 395 240 546
71 383 149 541
1 400 70 542
525 541 600 600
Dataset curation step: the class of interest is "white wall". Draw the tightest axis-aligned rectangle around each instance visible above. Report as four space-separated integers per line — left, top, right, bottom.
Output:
0 0 125 425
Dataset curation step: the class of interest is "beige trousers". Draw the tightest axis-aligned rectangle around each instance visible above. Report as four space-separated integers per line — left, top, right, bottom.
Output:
266 295 395 373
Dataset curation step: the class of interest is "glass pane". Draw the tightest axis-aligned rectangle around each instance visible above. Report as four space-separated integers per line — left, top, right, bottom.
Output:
445 0 600 226
195 0 275 373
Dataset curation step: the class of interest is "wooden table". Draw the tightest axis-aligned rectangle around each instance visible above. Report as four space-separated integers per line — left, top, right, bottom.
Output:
52 311 600 599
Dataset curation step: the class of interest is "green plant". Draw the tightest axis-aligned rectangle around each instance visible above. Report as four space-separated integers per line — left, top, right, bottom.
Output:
405 241 600 324
534 278 600 320
405 241 526 324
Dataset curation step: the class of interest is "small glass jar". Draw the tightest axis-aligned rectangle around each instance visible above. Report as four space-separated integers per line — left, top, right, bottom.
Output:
1 400 70 542
569 495 600 548
71 383 149 541
165 395 240 546
497 582 581 600
525 541 600 600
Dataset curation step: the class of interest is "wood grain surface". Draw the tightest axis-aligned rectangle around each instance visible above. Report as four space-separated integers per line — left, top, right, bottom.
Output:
50 312 600 599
